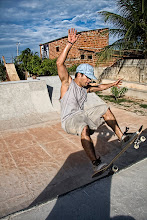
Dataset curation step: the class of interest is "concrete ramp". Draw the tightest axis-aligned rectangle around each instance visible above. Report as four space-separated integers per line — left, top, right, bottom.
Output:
0 76 147 218
38 75 104 111
39 76 61 112
0 75 103 131
0 80 59 131
5 63 20 81
2 56 20 81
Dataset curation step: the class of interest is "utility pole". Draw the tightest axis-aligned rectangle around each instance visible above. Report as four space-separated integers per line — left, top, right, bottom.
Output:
16 42 20 57
16 42 20 64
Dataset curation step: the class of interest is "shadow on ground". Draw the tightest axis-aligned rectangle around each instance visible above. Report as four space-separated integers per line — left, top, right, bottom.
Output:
28 126 147 220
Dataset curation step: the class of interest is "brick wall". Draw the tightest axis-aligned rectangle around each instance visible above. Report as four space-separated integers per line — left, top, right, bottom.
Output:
40 28 110 68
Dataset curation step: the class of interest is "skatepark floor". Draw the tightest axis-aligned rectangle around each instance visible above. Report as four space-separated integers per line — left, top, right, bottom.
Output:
2 158 147 220
0 105 147 219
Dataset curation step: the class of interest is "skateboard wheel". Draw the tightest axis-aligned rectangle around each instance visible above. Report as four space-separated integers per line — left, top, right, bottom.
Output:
134 144 139 149
140 136 146 142
112 165 118 173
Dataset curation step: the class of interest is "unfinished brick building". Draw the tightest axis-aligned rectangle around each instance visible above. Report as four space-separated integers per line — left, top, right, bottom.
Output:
39 28 109 68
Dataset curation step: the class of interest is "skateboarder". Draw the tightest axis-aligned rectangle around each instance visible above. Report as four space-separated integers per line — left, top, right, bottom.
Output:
56 28 131 172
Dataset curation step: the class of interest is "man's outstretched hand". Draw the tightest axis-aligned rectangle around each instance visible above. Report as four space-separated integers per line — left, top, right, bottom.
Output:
113 79 123 88
68 28 79 44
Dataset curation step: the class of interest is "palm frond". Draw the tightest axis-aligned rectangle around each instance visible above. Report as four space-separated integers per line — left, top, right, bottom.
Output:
109 28 126 38
96 36 145 65
98 11 131 29
97 0 147 62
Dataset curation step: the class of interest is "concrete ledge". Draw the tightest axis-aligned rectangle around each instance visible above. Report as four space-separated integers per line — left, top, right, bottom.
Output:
101 79 147 91
0 80 59 130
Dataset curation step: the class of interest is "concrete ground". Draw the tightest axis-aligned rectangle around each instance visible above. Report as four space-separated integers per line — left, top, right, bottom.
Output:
1 158 147 220
0 105 147 219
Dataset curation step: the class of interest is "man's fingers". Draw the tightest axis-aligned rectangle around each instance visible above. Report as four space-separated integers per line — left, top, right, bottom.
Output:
68 28 77 35
68 29 71 36
71 28 75 34
68 28 79 43
76 34 80 40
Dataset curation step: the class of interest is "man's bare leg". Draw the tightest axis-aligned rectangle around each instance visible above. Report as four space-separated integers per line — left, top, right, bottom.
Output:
102 108 123 141
81 126 101 165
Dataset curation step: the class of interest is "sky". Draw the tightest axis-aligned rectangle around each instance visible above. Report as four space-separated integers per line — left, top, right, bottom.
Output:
0 0 118 63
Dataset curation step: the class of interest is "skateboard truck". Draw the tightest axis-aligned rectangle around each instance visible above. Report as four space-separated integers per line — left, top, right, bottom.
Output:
134 135 146 149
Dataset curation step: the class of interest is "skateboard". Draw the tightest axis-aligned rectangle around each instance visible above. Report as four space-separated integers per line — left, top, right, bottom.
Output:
92 125 146 178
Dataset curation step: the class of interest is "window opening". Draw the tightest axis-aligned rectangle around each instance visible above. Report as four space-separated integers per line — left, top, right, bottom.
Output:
88 55 92 59
56 46 59 52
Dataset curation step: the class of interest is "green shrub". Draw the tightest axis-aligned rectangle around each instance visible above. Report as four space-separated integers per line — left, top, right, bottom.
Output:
39 58 58 76
67 64 79 74
15 48 58 77
111 87 128 101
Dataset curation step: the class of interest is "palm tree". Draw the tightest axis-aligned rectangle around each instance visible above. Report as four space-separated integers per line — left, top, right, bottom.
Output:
97 0 147 63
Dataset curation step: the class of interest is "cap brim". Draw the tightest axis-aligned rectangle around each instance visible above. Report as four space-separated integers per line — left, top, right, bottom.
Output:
92 76 97 80
83 73 97 80
88 75 97 80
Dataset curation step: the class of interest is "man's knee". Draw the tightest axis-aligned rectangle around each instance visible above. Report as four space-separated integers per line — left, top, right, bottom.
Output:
102 108 114 119
103 107 110 115
81 125 90 138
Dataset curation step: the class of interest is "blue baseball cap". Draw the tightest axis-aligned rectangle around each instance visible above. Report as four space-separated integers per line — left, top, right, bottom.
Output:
76 63 97 80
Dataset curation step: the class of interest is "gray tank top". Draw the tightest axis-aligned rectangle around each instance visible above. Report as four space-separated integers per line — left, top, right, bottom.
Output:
60 79 87 129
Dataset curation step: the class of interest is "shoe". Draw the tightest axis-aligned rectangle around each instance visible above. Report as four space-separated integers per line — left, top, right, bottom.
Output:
121 133 134 145
89 129 95 136
93 162 107 172
120 127 135 145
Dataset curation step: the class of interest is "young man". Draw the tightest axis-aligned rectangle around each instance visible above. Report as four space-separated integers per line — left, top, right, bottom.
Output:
57 28 130 172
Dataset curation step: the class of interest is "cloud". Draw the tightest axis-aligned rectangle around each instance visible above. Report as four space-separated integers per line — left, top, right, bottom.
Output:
19 0 43 9
0 0 117 62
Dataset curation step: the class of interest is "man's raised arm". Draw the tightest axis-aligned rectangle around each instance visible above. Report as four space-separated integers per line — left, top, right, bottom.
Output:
56 28 79 83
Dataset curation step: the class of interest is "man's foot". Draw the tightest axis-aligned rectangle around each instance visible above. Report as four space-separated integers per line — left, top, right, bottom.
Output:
93 162 107 172
121 132 134 145
92 158 107 172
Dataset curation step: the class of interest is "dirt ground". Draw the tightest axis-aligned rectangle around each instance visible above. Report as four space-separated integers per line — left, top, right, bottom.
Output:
102 96 147 116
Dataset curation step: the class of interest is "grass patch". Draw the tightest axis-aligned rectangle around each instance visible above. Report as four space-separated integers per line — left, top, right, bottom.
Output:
96 92 146 116
140 104 147 109
97 93 133 104
134 109 144 114
96 92 146 107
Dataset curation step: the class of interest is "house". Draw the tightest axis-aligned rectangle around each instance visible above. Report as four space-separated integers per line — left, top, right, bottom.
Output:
39 28 109 68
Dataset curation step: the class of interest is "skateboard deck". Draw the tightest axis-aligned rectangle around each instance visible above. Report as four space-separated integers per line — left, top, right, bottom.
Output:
92 125 145 178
